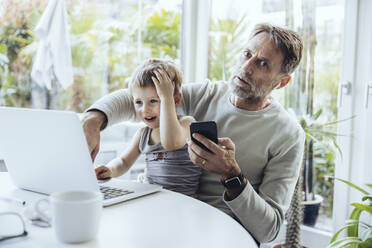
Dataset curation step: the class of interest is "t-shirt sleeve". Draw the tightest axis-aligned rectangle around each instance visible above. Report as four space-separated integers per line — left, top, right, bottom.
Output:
223 128 305 243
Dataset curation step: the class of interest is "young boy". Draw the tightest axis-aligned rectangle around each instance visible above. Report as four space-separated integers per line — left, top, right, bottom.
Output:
95 59 202 196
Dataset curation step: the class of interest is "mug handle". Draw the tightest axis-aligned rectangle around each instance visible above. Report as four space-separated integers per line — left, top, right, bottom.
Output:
34 198 51 223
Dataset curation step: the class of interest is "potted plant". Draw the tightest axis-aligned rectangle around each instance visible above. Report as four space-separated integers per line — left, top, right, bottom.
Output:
328 178 372 248
299 109 347 226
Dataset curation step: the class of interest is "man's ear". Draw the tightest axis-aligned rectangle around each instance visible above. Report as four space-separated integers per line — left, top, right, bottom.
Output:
174 92 182 106
275 74 291 90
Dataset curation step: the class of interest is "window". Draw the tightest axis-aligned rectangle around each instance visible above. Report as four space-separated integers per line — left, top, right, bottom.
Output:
1 0 349 233
0 0 182 111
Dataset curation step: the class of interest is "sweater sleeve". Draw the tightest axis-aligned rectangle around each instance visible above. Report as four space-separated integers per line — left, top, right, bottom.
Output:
223 128 305 243
87 89 136 127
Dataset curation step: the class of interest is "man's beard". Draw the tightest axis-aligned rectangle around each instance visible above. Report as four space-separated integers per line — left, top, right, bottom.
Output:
228 75 274 101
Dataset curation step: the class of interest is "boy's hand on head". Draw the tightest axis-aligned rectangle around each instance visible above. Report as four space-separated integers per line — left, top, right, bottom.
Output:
95 165 112 179
152 69 174 100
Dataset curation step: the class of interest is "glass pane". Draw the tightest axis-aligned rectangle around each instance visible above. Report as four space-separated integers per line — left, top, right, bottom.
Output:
208 0 345 231
0 0 182 111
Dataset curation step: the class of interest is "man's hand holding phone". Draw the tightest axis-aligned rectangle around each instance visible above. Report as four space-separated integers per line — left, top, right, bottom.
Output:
189 121 218 153
188 121 241 179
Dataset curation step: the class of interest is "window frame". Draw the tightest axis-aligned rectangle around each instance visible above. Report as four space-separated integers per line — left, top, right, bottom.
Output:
180 0 210 84
334 0 372 231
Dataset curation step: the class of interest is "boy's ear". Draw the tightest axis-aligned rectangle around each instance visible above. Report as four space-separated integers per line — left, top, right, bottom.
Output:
174 92 182 106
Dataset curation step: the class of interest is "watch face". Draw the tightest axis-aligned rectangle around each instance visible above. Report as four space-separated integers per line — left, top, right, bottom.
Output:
225 177 242 188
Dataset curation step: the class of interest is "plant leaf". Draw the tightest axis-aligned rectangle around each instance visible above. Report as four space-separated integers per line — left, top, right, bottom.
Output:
320 115 356 127
330 223 357 243
362 195 372 202
334 178 370 195
360 238 372 248
347 209 362 237
365 184 372 189
327 237 362 248
346 219 372 229
313 108 323 120
351 203 372 216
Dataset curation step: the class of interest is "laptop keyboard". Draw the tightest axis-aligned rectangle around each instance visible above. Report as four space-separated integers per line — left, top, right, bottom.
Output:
99 186 134 200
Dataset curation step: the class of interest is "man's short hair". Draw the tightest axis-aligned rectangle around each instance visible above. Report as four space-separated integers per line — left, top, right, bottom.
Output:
251 23 303 74
129 58 183 95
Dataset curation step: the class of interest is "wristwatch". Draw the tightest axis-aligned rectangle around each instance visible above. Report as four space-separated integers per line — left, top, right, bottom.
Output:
220 173 245 189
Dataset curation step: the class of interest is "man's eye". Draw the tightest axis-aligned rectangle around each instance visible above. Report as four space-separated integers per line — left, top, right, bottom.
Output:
135 101 142 105
260 61 268 68
243 51 251 58
150 99 158 103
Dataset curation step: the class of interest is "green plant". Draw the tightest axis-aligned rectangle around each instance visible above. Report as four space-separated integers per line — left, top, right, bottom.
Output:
143 9 180 59
1 0 181 110
0 0 46 107
208 16 247 81
328 178 372 248
299 109 343 202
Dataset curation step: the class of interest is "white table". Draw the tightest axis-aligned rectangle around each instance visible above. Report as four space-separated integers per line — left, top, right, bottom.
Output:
0 173 258 248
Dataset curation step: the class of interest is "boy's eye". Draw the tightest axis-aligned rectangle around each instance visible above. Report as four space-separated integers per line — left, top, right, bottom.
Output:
150 99 158 103
135 100 142 105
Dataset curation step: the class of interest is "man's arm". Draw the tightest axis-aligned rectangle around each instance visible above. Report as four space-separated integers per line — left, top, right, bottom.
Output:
81 110 107 161
87 89 136 126
223 135 304 243
188 131 305 243
82 81 211 161
81 89 136 161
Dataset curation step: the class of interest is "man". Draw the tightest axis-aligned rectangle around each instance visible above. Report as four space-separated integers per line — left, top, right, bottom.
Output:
82 23 305 243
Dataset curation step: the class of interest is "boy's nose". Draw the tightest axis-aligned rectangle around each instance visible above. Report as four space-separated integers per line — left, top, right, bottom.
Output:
143 105 152 114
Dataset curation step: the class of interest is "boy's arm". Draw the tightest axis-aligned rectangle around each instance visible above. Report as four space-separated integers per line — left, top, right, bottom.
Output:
152 69 195 150
107 128 143 177
159 97 195 150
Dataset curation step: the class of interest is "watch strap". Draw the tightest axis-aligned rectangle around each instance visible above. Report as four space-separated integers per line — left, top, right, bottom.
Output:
220 172 245 189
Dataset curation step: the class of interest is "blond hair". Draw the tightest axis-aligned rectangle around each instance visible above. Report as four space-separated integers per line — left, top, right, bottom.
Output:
251 23 303 74
129 58 183 95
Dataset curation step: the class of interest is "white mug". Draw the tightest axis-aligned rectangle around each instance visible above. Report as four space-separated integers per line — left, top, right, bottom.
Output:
36 190 102 243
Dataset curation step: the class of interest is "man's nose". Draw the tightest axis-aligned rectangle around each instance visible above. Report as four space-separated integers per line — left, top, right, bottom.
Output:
241 57 255 75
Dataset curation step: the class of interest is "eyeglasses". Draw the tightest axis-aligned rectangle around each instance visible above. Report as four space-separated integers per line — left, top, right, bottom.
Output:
0 212 28 242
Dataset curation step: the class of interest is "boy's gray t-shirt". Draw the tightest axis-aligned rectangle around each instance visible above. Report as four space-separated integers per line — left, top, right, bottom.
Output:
139 126 202 196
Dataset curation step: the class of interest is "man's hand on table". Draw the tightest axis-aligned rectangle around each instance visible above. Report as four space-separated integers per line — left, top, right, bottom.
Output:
187 134 247 200
80 110 106 161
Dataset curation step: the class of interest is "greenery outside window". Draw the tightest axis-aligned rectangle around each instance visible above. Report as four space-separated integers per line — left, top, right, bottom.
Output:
0 0 182 111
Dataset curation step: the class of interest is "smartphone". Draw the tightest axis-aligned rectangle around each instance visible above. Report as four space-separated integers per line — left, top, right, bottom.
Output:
190 121 218 153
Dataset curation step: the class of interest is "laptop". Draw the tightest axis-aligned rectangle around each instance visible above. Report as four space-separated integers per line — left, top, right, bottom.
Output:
0 107 161 207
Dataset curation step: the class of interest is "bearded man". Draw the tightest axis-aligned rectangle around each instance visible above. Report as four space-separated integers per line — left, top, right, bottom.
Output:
81 23 305 244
